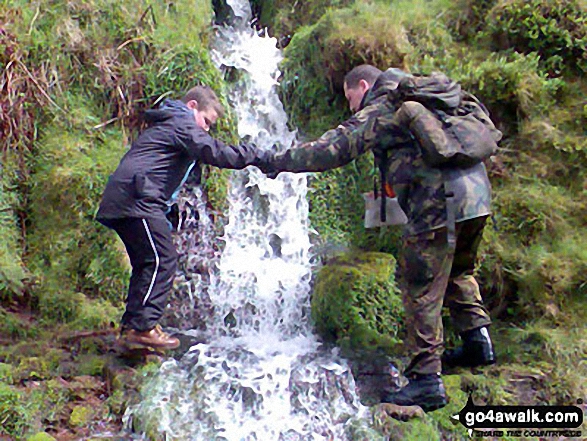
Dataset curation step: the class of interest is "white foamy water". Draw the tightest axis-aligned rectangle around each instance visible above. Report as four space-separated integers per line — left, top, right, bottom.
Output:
123 2 381 439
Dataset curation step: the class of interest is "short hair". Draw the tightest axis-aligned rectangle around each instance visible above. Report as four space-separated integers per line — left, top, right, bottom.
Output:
344 65 383 88
182 85 224 118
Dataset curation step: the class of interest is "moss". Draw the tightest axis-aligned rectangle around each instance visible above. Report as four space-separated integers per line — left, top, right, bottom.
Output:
0 363 14 383
253 0 353 42
373 408 441 441
77 354 107 377
70 296 121 331
21 379 71 430
25 122 129 317
281 1 425 136
26 433 57 441
69 405 93 427
15 356 52 382
0 382 26 437
0 168 28 300
0 307 38 340
106 388 127 416
311 251 404 355
427 374 474 438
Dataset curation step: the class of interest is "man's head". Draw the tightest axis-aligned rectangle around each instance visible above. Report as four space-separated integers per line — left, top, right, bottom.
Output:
343 65 382 113
182 85 224 132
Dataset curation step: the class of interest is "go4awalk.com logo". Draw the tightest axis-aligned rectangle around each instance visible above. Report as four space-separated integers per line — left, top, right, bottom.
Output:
451 395 584 438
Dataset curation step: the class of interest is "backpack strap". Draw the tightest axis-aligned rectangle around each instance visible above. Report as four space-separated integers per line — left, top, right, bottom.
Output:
373 147 390 223
443 178 457 251
379 154 388 223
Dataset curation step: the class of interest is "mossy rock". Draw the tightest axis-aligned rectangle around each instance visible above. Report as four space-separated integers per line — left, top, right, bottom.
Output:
311 251 404 355
374 415 440 441
15 356 52 382
26 433 57 441
69 405 93 427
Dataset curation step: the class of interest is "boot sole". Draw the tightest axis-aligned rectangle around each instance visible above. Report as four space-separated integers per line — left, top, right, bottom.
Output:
381 394 448 412
443 357 496 369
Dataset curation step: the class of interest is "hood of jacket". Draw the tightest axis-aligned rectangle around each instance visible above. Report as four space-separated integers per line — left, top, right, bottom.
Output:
143 99 193 124
362 70 462 112
361 68 412 109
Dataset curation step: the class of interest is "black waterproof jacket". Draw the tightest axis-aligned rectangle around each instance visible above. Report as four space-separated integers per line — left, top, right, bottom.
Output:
96 99 258 221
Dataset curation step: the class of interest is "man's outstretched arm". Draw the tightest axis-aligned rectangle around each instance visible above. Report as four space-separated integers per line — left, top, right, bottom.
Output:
266 102 389 174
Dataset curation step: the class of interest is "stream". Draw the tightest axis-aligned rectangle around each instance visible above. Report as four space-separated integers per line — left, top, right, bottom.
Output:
123 1 382 439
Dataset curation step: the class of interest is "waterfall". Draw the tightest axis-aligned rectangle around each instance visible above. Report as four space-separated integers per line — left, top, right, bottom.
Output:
123 2 382 439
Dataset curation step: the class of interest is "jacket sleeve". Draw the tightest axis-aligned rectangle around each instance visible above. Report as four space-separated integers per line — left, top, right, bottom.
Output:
176 124 260 170
273 102 389 173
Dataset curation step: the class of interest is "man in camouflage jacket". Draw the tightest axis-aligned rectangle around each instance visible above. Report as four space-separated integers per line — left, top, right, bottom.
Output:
259 65 497 411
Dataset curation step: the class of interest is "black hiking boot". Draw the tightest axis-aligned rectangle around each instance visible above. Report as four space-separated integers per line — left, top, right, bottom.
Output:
442 326 496 369
381 373 447 412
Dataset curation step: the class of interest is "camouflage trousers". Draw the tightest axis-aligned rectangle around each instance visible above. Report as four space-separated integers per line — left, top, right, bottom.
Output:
398 216 492 376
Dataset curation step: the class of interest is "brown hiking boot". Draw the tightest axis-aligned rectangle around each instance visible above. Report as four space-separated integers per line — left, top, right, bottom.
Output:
121 324 180 350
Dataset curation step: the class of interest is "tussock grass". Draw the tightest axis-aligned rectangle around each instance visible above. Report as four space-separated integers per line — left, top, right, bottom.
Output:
480 178 586 320
495 322 587 402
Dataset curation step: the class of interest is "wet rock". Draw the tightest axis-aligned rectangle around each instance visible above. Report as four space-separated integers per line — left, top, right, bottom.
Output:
374 402 426 421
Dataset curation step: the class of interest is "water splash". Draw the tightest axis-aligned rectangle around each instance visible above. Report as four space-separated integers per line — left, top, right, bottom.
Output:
163 182 219 331
124 2 381 439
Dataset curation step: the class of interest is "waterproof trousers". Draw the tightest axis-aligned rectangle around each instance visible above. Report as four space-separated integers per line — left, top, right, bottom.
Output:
104 217 177 332
399 216 492 376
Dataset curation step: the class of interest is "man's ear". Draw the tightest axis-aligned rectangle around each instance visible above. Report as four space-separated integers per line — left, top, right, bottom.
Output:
186 99 199 110
359 79 371 93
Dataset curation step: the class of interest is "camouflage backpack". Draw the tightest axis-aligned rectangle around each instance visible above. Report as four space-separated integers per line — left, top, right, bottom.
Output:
374 72 501 226
389 73 502 167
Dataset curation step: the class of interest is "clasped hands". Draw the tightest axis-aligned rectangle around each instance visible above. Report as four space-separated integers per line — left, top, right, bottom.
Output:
251 148 284 179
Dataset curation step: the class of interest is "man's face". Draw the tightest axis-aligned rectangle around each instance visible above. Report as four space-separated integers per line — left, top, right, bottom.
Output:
186 100 219 132
194 106 219 132
344 80 370 113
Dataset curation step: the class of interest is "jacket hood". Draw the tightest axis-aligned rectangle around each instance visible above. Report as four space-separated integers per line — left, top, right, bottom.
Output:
362 68 412 108
144 99 193 123
362 70 462 112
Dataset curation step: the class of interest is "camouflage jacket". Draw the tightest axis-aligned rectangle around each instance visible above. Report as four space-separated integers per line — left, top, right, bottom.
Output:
272 69 492 235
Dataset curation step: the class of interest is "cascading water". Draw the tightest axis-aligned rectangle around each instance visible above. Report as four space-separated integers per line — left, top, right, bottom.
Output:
124 2 383 439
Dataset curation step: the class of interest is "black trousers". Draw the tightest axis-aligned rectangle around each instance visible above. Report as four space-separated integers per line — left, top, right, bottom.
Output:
104 217 177 331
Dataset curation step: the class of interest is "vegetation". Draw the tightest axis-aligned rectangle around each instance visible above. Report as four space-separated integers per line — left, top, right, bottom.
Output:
276 0 587 437
311 252 404 354
0 0 585 439
0 0 235 438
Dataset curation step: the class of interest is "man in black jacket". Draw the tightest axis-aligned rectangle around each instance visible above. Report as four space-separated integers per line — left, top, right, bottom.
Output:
96 85 262 349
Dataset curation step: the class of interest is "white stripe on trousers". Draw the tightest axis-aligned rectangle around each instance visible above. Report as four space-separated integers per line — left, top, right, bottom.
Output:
141 219 160 306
